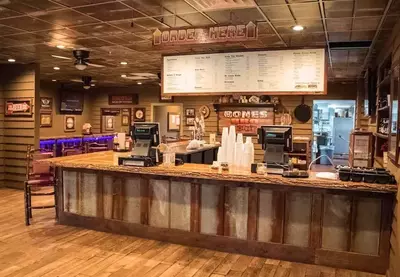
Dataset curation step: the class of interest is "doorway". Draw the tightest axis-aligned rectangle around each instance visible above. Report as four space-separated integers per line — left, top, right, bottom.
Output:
312 100 356 165
151 103 183 142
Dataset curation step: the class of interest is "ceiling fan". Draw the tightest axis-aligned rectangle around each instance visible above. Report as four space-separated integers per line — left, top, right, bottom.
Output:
73 50 106 70
70 76 96 89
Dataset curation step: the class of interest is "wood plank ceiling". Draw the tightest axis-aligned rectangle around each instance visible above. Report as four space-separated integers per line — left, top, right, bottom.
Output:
0 0 399 87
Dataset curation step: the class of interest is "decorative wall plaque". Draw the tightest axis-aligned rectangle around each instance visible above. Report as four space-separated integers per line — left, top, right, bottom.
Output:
40 97 53 111
5 98 33 116
108 94 138 105
153 22 257 46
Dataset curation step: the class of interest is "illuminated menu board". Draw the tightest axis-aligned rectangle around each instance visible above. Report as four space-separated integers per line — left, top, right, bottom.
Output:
162 48 326 95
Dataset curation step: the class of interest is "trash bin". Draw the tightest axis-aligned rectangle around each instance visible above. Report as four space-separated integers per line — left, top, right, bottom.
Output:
319 146 334 165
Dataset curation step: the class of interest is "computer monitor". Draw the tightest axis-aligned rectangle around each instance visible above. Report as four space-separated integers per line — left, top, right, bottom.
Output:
257 125 293 164
131 122 160 147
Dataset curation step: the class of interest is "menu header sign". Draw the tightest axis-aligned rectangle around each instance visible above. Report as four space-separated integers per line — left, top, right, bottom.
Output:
162 48 326 95
153 22 257 46
217 106 274 135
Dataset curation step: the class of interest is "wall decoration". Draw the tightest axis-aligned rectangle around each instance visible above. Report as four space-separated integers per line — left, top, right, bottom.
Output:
40 97 53 111
64 115 76 132
101 108 120 116
162 49 326 95
109 94 138 105
122 115 130 126
105 116 115 131
153 22 257 46
5 98 33 117
216 105 275 135
185 108 195 117
160 93 174 103
40 113 52 127
133 108 146 122
199 105 210 119
186 117 195 126
168 113 181 131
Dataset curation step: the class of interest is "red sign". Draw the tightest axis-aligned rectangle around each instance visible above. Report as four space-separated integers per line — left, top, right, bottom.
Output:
153 22 257 46
5 98 33 116
217 106 274 135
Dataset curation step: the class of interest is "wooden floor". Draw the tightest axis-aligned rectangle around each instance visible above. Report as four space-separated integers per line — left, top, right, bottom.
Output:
0 188 384 277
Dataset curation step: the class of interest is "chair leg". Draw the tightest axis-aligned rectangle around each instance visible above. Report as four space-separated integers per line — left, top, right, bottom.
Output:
24 183 30 226
28 186 32 219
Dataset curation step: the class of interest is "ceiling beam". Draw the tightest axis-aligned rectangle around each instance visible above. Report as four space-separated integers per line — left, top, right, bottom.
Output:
318 0 333 69
359 0 393 76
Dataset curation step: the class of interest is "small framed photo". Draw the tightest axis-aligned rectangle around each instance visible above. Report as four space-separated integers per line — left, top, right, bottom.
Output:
40 113 52 127
133 107 146 122
168 113 180 131
121 115 130 126
186 117 195 126
185 108 195 117
40 97 53 111
64 115 76 132
105 116 115 131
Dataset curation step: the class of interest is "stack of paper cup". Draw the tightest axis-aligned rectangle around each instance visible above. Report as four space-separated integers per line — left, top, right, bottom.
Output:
234 133 244 168
117 133 126 150
243 137 254 170
227 126 236 164
218 127 229 163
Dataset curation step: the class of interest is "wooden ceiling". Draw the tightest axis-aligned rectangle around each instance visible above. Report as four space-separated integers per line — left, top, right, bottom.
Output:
0 0 399 87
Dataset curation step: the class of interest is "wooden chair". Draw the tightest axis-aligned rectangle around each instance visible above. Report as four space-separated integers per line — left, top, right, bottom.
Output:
24 146 57 226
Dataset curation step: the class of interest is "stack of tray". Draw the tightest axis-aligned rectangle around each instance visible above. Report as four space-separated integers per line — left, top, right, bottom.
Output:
337 166 396 184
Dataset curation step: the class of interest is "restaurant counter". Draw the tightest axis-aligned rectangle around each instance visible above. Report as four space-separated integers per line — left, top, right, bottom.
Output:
43 151 396 274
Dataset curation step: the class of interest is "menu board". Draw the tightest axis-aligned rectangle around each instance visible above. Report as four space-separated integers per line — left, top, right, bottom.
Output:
162 49 326 95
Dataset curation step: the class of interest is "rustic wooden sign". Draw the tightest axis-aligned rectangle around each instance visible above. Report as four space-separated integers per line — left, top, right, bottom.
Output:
5 98 33 116
108 94 138 105
217 106 274 135
153 22 257 46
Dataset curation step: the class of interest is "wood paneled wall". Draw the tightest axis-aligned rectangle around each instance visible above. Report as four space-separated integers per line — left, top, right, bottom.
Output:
88 82 357 162
377 17 400 277
40 82 92 137
0 64 40 189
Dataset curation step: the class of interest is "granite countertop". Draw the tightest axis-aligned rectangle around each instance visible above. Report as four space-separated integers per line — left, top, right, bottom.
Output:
41 151 397 194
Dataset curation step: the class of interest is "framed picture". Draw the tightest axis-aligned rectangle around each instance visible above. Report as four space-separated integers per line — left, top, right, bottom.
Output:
105 116 115 131
122 115 130 126
186 117 195 126
160 93 174 103
185 108 195 117
40 97 52 111
133 107 146 122
40 113 52 127
168 113 181 131
64 115 76 132
5 98 33 117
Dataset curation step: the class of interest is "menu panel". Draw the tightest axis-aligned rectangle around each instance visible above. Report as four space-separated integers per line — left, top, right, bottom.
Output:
163 49 326 95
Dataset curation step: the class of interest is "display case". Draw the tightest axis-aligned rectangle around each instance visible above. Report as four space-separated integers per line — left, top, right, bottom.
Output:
349 131 374 168
389 64 400 165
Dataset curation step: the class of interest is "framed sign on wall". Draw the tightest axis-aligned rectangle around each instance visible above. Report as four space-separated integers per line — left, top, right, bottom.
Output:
5 98 33 117
216 104 275 135
109 94 138 105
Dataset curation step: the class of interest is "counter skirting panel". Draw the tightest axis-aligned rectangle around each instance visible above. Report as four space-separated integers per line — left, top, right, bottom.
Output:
59 169 393 274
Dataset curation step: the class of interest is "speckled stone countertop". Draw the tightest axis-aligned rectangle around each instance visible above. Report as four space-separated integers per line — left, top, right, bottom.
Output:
42 151 397 194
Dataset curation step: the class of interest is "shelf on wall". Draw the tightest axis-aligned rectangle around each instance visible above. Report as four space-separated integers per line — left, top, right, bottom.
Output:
374 132 389 139
213 103 276 111
288 153 307 157
378 106 390 112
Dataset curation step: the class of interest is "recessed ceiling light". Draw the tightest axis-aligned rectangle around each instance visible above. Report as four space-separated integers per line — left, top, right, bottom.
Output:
91 84 95 87
120 61 128 65
137 82 142 85
52 79 57 82
8 58 16 62
292 25 304 31
121 74 127 78
53 67 60 70
56 45 65 49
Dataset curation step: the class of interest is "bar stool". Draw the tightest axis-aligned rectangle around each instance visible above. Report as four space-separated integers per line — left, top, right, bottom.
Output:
24 146 57 226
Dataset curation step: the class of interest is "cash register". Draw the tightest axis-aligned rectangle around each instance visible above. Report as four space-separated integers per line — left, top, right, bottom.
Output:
257 125 293 175
118 122 161 167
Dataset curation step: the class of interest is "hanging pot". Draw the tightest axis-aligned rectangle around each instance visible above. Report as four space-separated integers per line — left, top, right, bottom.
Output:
294 96 311 123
